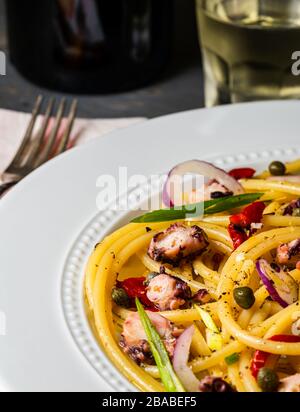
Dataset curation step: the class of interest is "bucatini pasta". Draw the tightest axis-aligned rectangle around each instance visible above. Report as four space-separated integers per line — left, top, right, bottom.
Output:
85 158 300 392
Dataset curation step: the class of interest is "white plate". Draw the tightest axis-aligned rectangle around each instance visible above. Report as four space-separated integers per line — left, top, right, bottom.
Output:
0 101 300 392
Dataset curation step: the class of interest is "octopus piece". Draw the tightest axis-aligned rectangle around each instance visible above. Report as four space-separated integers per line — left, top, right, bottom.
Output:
204 180 233 200
188 180 233 203
198 376 235 392
192 289 212 305
278 373 300 392
148 223 209 266
120 311 177 364
276 238 300 266
146 273 191 311
283 199 300 216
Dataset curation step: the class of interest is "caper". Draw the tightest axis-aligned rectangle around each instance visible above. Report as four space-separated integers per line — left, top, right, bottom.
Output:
233 286 255 309
269 161 286 176
111 287 131 308
143 272 159 286
257 367 279 392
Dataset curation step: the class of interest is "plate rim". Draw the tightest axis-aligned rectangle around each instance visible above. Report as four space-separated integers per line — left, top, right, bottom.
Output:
1 100 300 391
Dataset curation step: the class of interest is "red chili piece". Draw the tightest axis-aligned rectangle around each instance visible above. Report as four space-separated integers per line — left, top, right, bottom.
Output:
251 334 300 378
118 277 157 310
228 202 266 249
229 168 256 180
228 224 248 250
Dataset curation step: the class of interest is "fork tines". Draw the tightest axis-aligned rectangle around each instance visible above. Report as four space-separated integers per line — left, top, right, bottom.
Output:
9 95 78 173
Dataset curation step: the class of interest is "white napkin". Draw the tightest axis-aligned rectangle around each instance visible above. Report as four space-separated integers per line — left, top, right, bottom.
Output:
0 108 145 172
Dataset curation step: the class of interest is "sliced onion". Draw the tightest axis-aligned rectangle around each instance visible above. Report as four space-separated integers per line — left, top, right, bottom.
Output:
163 160 244 207
172 325 199 392
267 175 300 183
256 259 298 308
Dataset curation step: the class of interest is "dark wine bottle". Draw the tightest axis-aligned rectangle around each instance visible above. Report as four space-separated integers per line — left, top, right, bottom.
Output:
5 0 173 93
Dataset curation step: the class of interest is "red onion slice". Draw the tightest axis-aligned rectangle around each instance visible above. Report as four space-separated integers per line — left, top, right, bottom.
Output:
172 325 199 392
163 160 244 207
267 175 300 183
256 259 298 308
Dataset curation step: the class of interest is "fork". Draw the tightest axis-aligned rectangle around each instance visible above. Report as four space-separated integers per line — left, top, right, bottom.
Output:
0 95 78 196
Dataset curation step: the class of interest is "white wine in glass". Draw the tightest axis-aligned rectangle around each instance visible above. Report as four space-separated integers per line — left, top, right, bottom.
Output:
196 0 300 106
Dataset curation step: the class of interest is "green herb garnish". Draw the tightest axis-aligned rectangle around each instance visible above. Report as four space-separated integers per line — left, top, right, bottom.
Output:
135 298 185 392
131 193 263 223
225 352 240 365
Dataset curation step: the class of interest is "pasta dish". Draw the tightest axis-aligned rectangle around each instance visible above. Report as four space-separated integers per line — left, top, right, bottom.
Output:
85 158 300 392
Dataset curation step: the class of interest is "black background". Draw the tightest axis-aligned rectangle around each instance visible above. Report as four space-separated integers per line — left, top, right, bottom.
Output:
0 0 204 118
